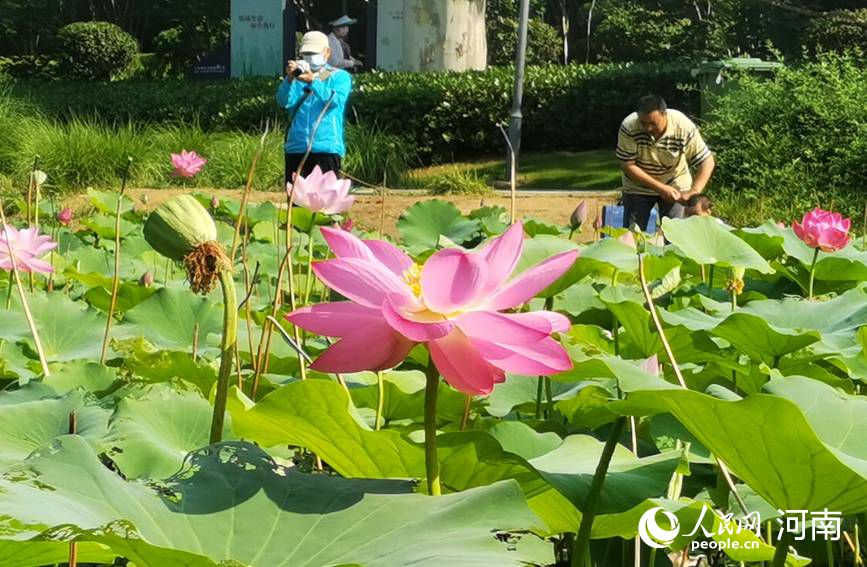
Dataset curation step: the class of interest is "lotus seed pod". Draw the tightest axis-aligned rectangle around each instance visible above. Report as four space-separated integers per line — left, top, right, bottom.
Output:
143 195 228 294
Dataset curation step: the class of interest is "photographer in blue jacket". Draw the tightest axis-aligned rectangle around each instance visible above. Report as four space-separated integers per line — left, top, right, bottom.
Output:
276 31 352 183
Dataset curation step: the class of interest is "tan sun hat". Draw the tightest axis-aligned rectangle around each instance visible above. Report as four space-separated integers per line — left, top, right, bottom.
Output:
299 31 329 54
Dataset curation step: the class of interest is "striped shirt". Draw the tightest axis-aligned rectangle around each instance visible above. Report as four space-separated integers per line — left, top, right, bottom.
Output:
616 109 712 196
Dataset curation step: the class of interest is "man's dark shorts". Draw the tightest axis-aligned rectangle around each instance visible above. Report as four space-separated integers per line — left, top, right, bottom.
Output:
622 193 685 232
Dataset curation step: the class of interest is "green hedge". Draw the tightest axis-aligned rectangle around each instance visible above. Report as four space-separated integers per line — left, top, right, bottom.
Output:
8 62 698 160
702 54 867 225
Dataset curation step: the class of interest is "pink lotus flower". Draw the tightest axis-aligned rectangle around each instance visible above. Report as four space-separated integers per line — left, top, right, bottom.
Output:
170 150 207 178
793 208 850 252
570 201 588 230
288 166 354 215
618 231 637 249
0 225 57 274
286 223 578 395
339 217 354 232
57 207 73 226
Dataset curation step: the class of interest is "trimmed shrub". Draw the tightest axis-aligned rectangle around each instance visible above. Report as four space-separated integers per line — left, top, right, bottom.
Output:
8 62 698 161
702 54 867 226
487 18 563 66
56 21 139 81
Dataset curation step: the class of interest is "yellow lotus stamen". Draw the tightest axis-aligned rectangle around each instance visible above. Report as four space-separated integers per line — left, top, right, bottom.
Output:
402 263 423 298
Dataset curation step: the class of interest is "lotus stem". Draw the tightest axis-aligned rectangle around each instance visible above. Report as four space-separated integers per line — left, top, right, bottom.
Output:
4 273 11 309
771 527 792 567
68 409 77 567
230 122 269 263
375 371 385 431
423 356 442 496
638 251 749 516
209 269 238 444
572 416 627 567
808 247 820 299
192 323 200 362
827 538 835 567
303 218 317 305
378 185 387 239
100 157 132 364
460 395 472 430
26 156 37 226
535 377 544 419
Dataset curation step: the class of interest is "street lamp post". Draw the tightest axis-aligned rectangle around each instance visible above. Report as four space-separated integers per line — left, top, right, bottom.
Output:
506 0 531 186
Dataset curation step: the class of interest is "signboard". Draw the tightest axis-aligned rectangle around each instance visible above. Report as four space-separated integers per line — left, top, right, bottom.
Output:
376 2 405 71
231 0 285 77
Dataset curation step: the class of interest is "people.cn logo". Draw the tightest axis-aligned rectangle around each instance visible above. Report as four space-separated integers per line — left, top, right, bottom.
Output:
638 507 681 548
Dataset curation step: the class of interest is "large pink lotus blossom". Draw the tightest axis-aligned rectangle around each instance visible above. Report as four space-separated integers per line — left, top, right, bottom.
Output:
170 150 207 178
288 166 354 215
0 225 57 274
793 208 850 252
287 223 578 395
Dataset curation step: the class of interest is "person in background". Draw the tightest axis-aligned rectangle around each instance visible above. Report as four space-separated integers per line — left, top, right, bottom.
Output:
327 15 362 71
276 31 352 183
616 95 715 230
685 194 713 217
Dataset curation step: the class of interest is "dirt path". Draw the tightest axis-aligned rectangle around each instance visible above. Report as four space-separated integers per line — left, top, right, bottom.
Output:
67 188 620 242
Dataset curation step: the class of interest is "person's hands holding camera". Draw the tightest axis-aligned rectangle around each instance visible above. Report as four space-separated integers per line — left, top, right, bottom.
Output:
285 60 315 83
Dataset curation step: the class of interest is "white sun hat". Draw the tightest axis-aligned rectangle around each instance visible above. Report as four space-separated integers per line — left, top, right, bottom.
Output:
330 15 358 27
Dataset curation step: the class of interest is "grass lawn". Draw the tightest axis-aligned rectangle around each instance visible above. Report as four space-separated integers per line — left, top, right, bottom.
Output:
406 149 621 191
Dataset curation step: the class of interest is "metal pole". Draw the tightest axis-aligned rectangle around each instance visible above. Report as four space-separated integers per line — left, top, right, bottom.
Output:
507 0 531 184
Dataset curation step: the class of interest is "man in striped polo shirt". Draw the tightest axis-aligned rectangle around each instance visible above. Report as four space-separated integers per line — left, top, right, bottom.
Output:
616 95 715 230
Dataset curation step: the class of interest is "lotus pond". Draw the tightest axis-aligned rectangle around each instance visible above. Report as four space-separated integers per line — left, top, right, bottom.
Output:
0 179 866 567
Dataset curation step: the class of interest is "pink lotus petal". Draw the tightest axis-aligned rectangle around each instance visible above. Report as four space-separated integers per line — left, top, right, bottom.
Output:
365 240 414 276
485 250 579 311
421 249 489 313
793 208 850 253
288 166 354 215
382 295 453 341
429 329 505 395
503 311 571 334
455 311 548 344
170 150 206 178
313 258 412 309
286 301 383 337
320 227 376 262
471 335 573 375
640 355 660 376
477 222 525 295
0 225 56 275
310 321 415 373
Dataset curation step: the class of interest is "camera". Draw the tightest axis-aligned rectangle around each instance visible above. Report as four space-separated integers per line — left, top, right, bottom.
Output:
291 60 311 77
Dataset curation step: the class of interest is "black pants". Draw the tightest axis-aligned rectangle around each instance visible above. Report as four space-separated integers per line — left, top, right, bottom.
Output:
284 153 341 185
622 193 685 232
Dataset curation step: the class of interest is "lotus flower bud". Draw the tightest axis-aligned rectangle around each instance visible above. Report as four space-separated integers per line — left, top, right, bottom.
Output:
143 195 229 294
569 201 587 230
725 267 746 296
57 207 73 226
210 195 220 210
340 217 354 232
139 271 154 287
